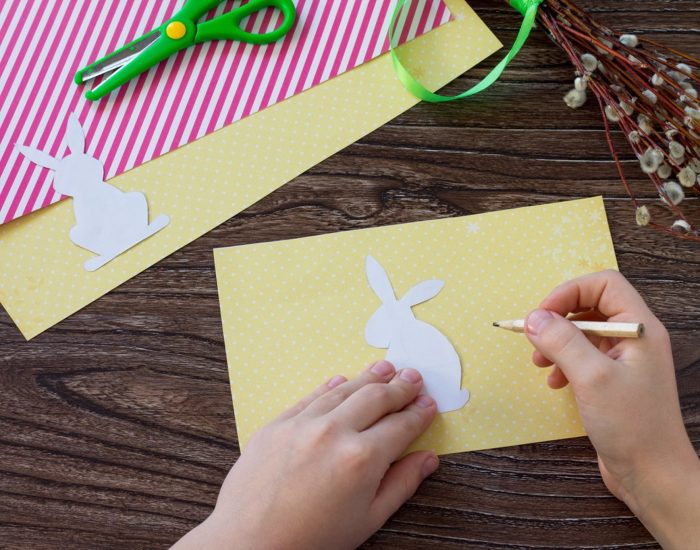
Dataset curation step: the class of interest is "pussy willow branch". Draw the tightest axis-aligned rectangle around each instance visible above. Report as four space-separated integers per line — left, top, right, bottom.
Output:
521 0 700 241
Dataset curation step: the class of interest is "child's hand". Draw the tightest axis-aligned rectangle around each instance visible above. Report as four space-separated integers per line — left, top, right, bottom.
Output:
525 270 700 549
174 361 438 550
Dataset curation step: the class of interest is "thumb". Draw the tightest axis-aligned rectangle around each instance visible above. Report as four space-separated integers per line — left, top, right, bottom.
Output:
370 451 438 526
525 309 611 385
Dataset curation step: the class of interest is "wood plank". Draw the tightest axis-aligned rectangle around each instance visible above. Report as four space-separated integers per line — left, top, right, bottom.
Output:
0 0 698 547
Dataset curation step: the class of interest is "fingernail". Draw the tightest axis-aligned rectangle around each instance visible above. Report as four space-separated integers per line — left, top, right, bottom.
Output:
327 375 346 388
526 309 554 335
370 360 395 377
399 368 422 383
415 394 435 408
421 454 439 478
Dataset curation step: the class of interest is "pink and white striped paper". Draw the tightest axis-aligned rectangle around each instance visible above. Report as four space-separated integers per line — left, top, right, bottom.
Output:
0 0 450 225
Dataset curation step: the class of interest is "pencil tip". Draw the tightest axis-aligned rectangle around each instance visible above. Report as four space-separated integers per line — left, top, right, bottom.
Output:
492 322 499 327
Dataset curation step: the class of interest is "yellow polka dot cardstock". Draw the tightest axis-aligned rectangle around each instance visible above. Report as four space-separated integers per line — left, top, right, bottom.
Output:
215 197 617 455
0 0 500 340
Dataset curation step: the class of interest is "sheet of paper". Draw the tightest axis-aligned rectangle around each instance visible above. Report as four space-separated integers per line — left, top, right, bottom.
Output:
0 0 501 339
214 197 617 455
364 254 470 413
16 113 170 271
0 0 450 224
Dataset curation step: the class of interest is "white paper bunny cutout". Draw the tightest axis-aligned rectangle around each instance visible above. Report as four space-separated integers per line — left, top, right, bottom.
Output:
364 255 470 413
16 113 169 272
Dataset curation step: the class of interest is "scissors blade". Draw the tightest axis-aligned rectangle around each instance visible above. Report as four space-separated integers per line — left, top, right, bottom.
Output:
81 32 161 81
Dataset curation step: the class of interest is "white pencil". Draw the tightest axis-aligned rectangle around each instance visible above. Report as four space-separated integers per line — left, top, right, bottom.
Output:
493 319 644 338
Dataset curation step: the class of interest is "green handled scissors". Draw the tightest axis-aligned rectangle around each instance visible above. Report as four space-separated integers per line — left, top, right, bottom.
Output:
75 0 296 101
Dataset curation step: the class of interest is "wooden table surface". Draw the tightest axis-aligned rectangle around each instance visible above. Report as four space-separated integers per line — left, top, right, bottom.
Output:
1 1 699 548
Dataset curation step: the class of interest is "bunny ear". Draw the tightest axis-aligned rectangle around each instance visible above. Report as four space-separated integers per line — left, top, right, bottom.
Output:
365 255 396 303
66 113 85 154
401 279 444 307
15 144 60 171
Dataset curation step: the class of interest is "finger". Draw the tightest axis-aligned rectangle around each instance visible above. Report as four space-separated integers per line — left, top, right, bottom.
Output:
532 310 610 374
569 309 607 346
532 310 606 370
363 394 437 464
547 366 569 389
300 360 396 418
330 368 424 431
525 309 614 386
532 350 553 368
275 374 347 421
569 309 607 322
370 451 438 527
540 270 653 323
567 310 607 349
605 340 624 360
532 320 604 368
541 271 670 351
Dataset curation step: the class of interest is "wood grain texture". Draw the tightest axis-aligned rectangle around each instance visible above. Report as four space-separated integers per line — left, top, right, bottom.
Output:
1 1 699 548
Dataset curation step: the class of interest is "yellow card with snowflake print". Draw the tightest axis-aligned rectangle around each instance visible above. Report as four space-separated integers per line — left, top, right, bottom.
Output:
214 197 617 455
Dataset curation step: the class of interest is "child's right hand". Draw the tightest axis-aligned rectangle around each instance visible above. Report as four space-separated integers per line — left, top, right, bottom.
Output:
524 270 700 549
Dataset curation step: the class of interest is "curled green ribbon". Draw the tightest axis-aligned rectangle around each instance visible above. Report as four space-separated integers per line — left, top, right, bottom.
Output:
389 0 543 102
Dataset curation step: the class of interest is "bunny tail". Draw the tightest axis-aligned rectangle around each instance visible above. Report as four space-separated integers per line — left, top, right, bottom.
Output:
436 388 470 413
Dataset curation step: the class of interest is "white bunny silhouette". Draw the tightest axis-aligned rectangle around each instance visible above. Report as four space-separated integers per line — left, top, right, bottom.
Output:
364 255 470 413
16 113 169 272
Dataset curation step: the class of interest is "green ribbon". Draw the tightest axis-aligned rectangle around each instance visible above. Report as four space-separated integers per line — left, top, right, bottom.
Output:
389 0 543 102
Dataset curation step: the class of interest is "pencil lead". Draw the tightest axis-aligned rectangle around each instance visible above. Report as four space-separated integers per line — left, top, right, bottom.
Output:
492 322 499 327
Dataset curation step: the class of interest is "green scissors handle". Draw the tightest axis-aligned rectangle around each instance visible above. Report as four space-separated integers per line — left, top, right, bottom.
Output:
75 0 296 101
195 0 296 44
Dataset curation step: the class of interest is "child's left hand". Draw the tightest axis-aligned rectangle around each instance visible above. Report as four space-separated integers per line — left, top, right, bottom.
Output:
173 360 438 550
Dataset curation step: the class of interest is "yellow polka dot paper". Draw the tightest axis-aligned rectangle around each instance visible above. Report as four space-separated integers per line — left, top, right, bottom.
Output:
215 197 617 455
0 0 500 340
